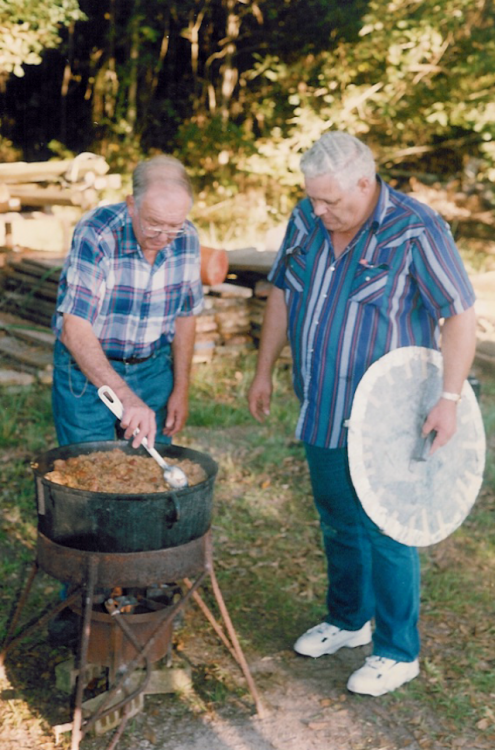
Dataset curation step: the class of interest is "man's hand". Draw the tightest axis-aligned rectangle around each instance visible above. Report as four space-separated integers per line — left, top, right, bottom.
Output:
163 388 189 437
248 374 273 423
421 398 458 455
421 306 476 455
119 393 157 449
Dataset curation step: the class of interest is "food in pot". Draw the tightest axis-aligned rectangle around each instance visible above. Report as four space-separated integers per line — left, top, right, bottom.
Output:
43 449 207 493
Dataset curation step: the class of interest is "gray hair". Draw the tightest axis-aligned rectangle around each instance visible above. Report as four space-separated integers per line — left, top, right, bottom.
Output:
300 132 376 189
132 155 193 206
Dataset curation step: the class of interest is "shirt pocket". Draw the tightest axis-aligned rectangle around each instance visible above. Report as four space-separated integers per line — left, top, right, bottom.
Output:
349 265 389 306
283 247 307 293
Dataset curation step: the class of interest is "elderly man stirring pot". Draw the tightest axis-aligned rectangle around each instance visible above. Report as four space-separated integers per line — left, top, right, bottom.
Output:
248 131 477 696
52 155 203 449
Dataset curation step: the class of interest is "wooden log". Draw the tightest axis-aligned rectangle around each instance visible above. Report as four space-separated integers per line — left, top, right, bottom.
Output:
209 282 253 298
4 271 59 300
2 291 54 327
0 336 53 369
5 216 69 252
0 183 10 212
11 256 64 274
195 331 221 344
195 314 218 333
0 154 109 183
6 257 62 279
7 183 98 208
0 322 55 350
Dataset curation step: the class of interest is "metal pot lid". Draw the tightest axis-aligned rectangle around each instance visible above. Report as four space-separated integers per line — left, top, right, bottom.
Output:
347 347 486 547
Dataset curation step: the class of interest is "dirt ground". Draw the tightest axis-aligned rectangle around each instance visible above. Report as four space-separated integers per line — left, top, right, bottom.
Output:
1 272 494 750
0 622 490 750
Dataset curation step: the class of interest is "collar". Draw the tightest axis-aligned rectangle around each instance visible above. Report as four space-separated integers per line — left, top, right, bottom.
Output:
371 175 390 230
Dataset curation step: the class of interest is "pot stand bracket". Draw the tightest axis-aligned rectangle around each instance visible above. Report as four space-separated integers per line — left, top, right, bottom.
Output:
0 531 264 750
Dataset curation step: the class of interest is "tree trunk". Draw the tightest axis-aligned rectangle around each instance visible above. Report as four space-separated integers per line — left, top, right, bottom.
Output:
60 21 75 143
220 0 240 124
126 11 140 135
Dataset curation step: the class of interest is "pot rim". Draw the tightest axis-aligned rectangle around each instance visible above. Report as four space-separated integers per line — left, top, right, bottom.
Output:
32 439 218 499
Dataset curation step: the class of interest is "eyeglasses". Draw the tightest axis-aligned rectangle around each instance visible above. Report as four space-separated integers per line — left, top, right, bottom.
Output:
138 217 187 240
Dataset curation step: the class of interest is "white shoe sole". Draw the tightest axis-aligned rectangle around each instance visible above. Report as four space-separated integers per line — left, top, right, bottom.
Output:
294 625 372 658
347 661 419 696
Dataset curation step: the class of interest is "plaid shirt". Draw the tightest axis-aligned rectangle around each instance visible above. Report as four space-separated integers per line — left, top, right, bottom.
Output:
53 202 204 359
269 178 476 448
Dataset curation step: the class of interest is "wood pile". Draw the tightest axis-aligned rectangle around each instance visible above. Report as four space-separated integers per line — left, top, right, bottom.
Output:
194 283 255 363
0 250 292 373
2 255 62 328
0 154 121 254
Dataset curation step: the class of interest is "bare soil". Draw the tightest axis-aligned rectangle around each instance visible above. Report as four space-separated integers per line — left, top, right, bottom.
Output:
1 486 492 750
1 272 494 750
0 618 490 750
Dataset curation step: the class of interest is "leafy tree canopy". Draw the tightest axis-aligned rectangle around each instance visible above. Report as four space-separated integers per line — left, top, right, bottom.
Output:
0 0 86 77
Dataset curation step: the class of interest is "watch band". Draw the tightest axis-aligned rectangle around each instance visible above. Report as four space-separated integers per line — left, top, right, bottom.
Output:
441 391 462 403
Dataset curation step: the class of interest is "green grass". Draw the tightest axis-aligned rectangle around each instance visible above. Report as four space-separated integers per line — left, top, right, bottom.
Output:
1 356 495 745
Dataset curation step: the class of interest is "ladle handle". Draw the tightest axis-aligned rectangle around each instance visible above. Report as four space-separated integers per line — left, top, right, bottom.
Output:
97 385 172 471
98 385 124 420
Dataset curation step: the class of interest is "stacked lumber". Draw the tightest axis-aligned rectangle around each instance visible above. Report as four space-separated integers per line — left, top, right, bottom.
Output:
0 154 121 254
0 250 293 371
0 154 119 212
1 256 63 328
192 283 255 363
0 311 55 381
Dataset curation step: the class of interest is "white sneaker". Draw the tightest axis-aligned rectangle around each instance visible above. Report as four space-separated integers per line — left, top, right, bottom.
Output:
347 655 420 696
293 621 372 658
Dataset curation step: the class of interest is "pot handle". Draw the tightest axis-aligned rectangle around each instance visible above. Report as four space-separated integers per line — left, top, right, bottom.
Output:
165 493 180 529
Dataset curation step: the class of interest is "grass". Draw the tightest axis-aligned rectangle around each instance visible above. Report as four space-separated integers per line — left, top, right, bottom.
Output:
0 355 494 746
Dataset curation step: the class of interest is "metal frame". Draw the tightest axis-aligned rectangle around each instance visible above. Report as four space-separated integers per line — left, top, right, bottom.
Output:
0 530 264 750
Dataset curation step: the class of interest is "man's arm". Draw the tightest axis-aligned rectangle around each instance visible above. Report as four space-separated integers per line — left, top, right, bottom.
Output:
248 286 289 422
60 313 158 448
164 314 197 437
422 305 477 453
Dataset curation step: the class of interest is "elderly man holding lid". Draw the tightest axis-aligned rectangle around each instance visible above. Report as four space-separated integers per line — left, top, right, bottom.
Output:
52 154 203 449
248 131 476 697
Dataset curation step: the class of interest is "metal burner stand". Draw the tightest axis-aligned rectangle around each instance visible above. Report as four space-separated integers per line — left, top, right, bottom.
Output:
0 530 264 750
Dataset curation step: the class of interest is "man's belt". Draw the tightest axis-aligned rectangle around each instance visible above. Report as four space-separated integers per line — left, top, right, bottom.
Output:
107 352 155 366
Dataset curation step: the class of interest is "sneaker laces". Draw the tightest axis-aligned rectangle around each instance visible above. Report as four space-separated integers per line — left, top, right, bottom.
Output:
366 655 392 669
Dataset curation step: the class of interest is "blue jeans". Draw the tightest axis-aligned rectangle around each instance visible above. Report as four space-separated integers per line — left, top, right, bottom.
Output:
52 340 174 446
304 444 420 663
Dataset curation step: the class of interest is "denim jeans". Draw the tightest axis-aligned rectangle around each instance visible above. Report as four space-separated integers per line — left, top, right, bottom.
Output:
304 444 420 662
52 339 174 446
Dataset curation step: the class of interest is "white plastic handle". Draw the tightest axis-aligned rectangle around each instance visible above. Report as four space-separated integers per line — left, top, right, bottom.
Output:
98 385 124 420
97 385 188 488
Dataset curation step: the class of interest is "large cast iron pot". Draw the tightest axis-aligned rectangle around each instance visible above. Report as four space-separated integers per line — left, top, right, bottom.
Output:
32 441 218 553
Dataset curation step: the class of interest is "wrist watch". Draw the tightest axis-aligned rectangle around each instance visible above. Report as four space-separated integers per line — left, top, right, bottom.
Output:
441 390 462 403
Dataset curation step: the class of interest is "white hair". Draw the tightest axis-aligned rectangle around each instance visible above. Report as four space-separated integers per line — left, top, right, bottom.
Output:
132 155 193 206
300 132 376 189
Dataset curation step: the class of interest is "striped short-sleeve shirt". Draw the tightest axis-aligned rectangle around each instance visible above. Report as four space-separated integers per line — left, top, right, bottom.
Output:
52 202 204 359
268 177 476 448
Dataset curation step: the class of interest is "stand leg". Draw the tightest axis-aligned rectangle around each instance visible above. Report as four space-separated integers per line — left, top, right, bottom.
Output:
71 555 98 750
0 561 39 669
185 535 265 717
208 563 265 717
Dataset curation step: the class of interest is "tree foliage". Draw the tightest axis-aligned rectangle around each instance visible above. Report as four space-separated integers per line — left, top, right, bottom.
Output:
0 0 85 80
245 0 495 184
1 0 495 199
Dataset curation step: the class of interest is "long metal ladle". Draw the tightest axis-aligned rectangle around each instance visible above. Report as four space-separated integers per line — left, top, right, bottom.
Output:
97 385 188 489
